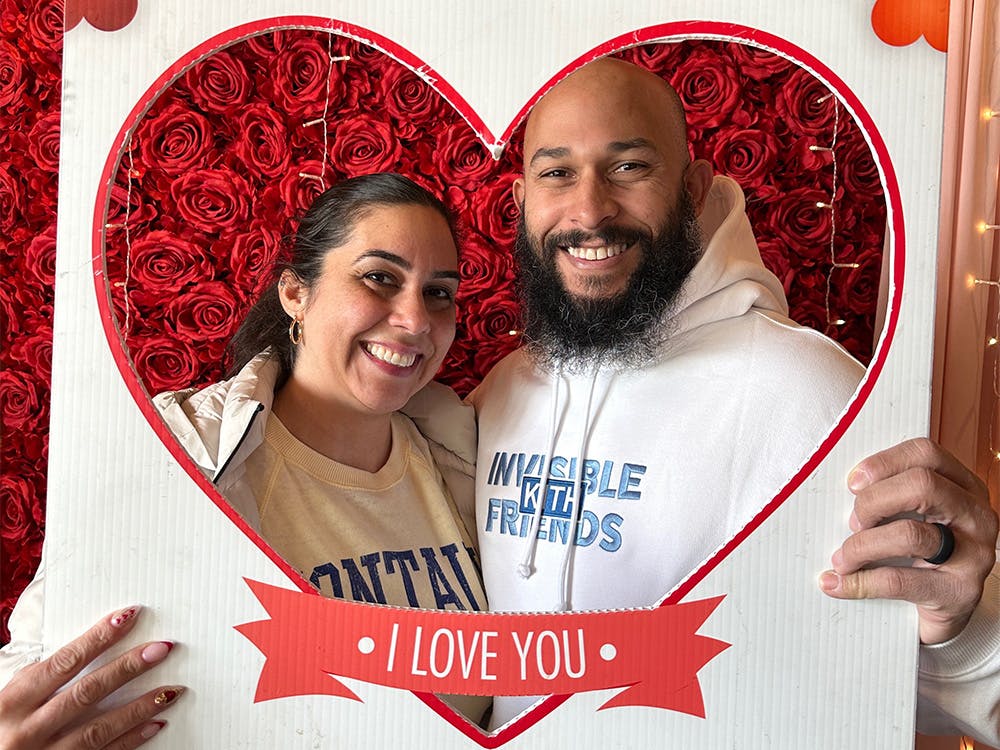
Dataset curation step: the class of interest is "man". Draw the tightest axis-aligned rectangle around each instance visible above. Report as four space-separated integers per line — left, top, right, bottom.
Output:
470 58 999 738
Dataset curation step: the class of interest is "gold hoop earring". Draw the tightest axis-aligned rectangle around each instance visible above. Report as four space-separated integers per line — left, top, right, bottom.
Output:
288 317 303 345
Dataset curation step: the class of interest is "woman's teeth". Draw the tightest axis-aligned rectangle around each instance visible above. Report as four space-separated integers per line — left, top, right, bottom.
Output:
365 343 416 368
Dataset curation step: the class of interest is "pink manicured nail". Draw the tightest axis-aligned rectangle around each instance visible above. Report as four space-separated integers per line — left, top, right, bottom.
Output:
819 571 841 592
140 721 165 740
141 641 173 664
110 606 142 628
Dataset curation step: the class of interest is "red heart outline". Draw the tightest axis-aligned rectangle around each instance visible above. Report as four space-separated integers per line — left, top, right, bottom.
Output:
90 16 903 747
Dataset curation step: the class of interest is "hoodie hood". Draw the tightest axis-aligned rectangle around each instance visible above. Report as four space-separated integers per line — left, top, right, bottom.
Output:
668 175 789 338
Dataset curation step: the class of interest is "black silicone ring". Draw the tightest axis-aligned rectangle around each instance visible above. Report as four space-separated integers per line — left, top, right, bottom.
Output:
923 522 955 565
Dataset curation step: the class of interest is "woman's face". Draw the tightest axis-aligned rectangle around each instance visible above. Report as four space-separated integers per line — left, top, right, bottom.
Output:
280 203 459 417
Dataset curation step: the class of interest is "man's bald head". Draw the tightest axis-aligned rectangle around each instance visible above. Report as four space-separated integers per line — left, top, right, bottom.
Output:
523 57 691 175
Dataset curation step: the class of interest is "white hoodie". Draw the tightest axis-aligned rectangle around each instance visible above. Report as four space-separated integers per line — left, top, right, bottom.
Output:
470 176 865 726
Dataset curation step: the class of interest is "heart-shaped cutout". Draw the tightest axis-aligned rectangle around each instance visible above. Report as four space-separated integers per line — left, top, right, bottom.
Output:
93 17 899 746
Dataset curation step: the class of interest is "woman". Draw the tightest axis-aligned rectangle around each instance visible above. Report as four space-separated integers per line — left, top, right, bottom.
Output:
154 172 484 612
0 173 486 746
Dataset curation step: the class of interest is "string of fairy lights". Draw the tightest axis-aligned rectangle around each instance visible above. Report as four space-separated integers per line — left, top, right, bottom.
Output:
974 102 1000 483
299 33 350 189
811 91 861 332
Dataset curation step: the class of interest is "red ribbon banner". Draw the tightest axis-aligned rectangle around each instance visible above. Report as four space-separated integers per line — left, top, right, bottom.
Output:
235 579 730 717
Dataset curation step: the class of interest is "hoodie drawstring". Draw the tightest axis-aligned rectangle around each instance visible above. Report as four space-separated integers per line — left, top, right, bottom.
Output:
555 369 601 611
517 366 563 579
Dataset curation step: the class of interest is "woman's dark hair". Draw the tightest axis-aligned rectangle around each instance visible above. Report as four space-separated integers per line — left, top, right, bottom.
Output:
226 172 453 386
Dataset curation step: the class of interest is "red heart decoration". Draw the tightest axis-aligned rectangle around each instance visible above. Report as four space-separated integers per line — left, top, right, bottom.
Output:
93 17 901 746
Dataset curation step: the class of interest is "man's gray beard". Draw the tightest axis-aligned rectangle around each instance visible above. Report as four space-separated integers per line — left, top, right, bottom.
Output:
513 191 704 373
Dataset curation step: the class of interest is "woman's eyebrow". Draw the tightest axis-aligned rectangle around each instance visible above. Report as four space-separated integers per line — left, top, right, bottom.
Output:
356 249 459 281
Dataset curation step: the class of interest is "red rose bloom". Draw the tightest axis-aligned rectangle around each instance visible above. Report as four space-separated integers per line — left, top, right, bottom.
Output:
380 64 450 137
165 281 242 346
0 368 47 434
436 122 495 186
669 44 741 129
27 111 60 172
0 40 27 109
180 49 252 115
138 102 215 175
266 34 346 119
457 232 516 300
468 172 518 245
840 134 884 199
127 230 215 293
727 43 794 82
765 187 836 260
775 67 839 137
331 114 402 176
227 219 283 296
0 473 45 543
169 168 251 234
23 224 56 286
130 333 205 394
0 168 22 234
231 103 291 179
710 126 780 188
617 42 686 73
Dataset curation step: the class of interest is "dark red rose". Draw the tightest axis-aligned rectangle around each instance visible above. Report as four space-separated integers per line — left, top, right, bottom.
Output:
138 102 215 174
330 114 402 176
0 166 22 234
180 49 252 115
830 242 884 315
24 0 62 59
457 232 516 300
231 103 290 178
105 180 160 233
727 42 794 82
669 44 741 129
380 64 449 137
617 42 686 73
266 34 346 118
225 219 283 296
0 473 45 543
0 40 27 109
775 67 839 137
467 171 518 244
840 134 884 199
262 159 329 218
765 187 835 260
464 293 523 350
169 168 250 234
711 126 780 188
130 333 205 394
0 368 47 433
9 326 53 381
27 110 59 172
127 230 215 293
436 122 495 186
165 281 241 345
23 223 56 286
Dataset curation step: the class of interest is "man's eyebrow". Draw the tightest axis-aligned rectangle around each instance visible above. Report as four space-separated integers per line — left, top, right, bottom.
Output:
355 250 459 281
527 146 571 167
608 138 656 153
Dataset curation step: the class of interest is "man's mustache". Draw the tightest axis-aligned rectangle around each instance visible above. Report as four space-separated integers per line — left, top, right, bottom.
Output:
542 226 650 256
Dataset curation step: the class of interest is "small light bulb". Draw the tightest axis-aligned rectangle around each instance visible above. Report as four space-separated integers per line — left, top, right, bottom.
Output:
508 330 519 336
833 318 846 326
989 337 998 346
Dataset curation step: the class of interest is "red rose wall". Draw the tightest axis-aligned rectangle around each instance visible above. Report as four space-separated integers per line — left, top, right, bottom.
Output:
0 1 889 641
6 0 952 747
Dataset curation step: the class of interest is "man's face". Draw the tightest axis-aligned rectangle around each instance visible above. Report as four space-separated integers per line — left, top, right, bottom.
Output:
511 59 712 368
513 64 699 303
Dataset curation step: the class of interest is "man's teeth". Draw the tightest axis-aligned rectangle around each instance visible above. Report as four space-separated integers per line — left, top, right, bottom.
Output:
365 344 416 368
565 244 626 260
